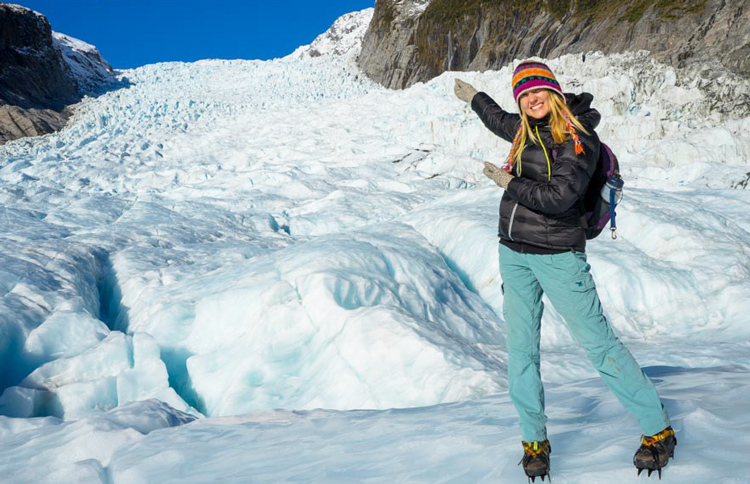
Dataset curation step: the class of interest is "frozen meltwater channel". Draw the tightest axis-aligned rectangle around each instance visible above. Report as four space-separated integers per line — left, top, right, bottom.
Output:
1 8 750 481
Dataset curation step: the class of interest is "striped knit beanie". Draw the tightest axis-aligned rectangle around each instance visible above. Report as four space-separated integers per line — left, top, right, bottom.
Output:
512 61 564 104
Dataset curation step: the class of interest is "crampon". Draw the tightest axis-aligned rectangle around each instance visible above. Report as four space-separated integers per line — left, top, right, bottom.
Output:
633 426 676 479
519 439 551 483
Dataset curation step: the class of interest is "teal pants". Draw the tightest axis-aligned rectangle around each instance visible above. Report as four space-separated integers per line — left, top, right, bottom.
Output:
499 244 670 442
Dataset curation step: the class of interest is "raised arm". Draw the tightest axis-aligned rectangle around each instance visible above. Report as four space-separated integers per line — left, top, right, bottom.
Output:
454 78 520 143
471 92 521 143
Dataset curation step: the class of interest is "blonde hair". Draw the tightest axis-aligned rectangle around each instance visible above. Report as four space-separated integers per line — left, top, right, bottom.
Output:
513 91 589 165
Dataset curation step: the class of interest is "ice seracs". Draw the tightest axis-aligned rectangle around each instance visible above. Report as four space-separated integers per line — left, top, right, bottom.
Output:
1 45 750 420
0 7 749 482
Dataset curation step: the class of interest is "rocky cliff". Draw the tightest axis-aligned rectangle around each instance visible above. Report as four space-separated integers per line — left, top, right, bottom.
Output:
359 0 750 90
0 4 115 145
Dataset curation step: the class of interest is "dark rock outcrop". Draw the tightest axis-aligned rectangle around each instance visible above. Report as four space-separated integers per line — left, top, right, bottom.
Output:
0 4 114 145
359 0 750 90
359 0 431 91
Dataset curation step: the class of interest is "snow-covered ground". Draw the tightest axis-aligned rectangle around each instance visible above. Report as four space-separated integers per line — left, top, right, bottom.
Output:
1 9 750 483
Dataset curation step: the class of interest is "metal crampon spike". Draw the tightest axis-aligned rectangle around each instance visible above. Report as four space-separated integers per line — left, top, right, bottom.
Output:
647 469 653 477
657 469 662 480
637 468 644 477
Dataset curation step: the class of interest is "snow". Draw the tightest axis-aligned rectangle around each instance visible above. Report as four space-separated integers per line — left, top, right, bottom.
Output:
0 400 195 483
53 32 116 94
1 9 750 483
287 8 374 59
4 3 45 17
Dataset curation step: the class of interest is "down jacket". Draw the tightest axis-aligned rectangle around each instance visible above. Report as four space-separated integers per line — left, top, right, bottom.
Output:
471 92 602 253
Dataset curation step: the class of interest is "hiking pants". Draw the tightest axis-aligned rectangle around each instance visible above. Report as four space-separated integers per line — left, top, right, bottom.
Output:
499 244 670 442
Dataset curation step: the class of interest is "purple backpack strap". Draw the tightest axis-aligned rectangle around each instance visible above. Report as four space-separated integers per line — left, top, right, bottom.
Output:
601 143 616 177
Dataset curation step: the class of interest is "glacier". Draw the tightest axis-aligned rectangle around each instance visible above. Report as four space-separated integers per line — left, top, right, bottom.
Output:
1 8 750 483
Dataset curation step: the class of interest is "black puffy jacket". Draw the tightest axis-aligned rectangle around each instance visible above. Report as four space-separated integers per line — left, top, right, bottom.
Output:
471 92 602 254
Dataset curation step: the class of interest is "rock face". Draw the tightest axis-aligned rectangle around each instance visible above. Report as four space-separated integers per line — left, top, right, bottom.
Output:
359 0 431 90
359 0 750 90
0 4 114 145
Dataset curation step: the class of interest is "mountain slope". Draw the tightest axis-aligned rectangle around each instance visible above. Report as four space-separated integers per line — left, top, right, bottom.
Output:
0 4 115 145
359 0 750 90
288 8 375 59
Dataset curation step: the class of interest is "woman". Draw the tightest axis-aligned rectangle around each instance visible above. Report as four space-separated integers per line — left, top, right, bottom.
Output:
454 61 676 481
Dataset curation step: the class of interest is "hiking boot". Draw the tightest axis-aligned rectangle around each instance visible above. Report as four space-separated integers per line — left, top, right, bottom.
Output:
519 439 551 482
634 426 676 479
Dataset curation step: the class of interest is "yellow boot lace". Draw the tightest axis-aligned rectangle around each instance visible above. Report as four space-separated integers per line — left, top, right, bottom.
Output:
641 427 675 447
522 439 551 456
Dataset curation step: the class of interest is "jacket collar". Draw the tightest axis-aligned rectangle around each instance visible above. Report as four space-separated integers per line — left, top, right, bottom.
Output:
528 114 551 127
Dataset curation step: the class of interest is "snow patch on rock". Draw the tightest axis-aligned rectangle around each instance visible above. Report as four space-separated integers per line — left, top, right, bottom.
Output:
287 8 374 60
53 32 117 94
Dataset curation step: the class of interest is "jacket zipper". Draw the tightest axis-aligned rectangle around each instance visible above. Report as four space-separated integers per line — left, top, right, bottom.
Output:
508 202 519 241
507 128 547 242
535 125 552 181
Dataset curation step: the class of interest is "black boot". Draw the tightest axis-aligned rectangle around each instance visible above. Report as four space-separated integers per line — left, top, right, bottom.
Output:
519 439 551 482
634 426 676 479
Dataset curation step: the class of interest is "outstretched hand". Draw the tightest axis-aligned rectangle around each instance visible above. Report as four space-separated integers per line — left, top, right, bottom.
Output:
483 162 514 189
454 78 478 103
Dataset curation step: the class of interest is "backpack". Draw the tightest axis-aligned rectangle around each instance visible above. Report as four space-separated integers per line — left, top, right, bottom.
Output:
583 142 623 240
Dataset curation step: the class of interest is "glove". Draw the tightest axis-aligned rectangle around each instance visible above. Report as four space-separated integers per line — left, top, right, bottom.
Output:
454 78 478 103
483 162 514 189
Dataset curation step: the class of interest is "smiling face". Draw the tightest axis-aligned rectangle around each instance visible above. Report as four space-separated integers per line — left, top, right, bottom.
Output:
519 88 551 120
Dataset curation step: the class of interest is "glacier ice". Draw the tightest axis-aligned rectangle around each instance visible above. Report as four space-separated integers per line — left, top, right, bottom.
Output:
0 8 750 481
2 44 750 419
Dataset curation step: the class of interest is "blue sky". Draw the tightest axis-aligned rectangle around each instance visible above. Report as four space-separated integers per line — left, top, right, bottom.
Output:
14 0 375 69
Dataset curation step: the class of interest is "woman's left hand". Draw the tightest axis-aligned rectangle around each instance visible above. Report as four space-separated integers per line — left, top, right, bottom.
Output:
483 162 514 189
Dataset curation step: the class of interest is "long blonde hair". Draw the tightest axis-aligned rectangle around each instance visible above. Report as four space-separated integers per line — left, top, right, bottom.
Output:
511 91 589 166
